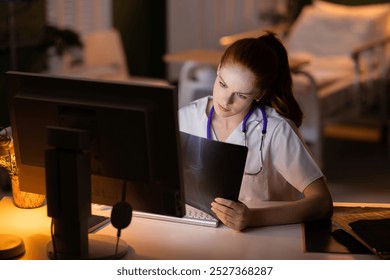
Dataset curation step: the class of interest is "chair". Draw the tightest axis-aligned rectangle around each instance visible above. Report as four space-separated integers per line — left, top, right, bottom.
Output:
292 70 323 167
56 28 169 86
178 61 216 108
81 28 129 81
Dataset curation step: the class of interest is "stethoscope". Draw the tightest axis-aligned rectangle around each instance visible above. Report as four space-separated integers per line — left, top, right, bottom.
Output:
207 104 267 175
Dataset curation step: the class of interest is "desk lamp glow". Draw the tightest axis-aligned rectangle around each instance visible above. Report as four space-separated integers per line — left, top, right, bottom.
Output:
0 127 25 259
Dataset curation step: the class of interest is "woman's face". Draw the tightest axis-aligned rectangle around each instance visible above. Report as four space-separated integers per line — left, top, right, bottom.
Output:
213 63 261 118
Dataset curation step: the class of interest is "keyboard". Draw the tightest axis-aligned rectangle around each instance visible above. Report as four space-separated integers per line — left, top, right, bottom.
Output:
88 215 111 233
133 204 219 228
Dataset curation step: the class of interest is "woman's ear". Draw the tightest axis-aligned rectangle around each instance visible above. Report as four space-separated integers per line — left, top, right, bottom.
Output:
254 92 262 102
256 88 270 102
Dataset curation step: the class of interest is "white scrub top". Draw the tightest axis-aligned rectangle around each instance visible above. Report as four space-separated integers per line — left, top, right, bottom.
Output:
178 96 324 206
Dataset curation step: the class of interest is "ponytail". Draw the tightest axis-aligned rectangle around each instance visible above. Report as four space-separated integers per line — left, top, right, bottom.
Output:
258 32 303 127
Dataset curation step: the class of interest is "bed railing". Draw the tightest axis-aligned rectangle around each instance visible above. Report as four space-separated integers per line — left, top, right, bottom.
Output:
351 35 390 145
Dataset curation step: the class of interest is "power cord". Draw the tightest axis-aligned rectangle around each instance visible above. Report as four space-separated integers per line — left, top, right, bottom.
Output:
50 218 57 260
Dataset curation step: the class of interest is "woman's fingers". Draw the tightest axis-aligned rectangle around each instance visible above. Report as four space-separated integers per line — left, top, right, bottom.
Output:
211 198 251 231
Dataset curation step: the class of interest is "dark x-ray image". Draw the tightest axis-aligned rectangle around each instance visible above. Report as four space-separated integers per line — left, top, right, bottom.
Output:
180 132 248 217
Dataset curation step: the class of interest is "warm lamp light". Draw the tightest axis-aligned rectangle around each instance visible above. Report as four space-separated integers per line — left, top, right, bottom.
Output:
0 234 25 259
0 127 26 259
0 126 45 209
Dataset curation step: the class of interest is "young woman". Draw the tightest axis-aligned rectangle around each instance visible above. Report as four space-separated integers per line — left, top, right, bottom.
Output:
179 32 333 231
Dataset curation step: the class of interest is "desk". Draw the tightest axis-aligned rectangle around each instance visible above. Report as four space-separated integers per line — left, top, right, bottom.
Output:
163 49 224 66
0 196 379 260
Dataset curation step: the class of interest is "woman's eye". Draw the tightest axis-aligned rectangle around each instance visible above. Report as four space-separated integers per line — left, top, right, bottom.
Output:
219 81 227 88
236 93 247 99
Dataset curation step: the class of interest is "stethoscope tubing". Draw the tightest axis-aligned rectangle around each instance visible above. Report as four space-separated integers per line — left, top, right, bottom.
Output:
207 104 267 142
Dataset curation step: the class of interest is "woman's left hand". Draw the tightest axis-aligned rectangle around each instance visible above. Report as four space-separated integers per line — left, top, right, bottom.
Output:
211 198 251 231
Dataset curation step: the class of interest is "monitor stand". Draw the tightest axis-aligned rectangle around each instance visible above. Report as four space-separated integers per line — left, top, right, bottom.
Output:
44 126 133 260
47 234 132 260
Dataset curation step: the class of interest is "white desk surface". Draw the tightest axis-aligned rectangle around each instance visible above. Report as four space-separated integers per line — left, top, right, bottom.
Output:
0 196 380 260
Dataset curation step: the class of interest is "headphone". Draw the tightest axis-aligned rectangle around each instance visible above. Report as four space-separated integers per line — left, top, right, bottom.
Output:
110 181 132 237
111 201 132 232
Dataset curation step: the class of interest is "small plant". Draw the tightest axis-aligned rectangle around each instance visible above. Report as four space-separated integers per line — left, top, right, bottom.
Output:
40 25 83 56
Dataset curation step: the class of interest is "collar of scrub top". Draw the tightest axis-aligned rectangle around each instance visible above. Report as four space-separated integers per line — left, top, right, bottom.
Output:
206 103 267 144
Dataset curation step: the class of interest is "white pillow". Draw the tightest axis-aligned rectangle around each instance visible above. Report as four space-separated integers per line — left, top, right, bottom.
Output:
313 0 390 32
313 1 390 16
286 3 390 57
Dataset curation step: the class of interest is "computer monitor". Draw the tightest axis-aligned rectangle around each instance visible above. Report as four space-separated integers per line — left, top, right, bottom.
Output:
6 71 185 218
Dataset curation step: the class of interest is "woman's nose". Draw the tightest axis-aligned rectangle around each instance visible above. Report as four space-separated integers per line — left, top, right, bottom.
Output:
221 92 234 105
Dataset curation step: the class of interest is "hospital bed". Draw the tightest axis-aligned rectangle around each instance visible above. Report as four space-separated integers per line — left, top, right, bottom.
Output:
284 0 390 163
178 0 390 166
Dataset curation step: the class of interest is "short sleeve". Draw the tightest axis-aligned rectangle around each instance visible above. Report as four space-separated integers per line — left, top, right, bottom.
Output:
269 120 324 192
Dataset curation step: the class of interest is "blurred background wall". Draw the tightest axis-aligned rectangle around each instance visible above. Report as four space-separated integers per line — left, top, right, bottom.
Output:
1 0 389 127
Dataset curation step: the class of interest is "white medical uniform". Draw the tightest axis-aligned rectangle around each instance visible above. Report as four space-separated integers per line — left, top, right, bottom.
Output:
179 96 324 207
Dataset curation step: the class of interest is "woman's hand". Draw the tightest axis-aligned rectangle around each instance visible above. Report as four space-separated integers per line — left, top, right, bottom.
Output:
211 198 251 231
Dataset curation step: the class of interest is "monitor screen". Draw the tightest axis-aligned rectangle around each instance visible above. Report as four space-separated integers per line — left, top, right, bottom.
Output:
6 71 185 218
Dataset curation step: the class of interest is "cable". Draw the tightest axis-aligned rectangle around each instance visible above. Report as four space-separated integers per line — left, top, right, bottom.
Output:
50 218 57 260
